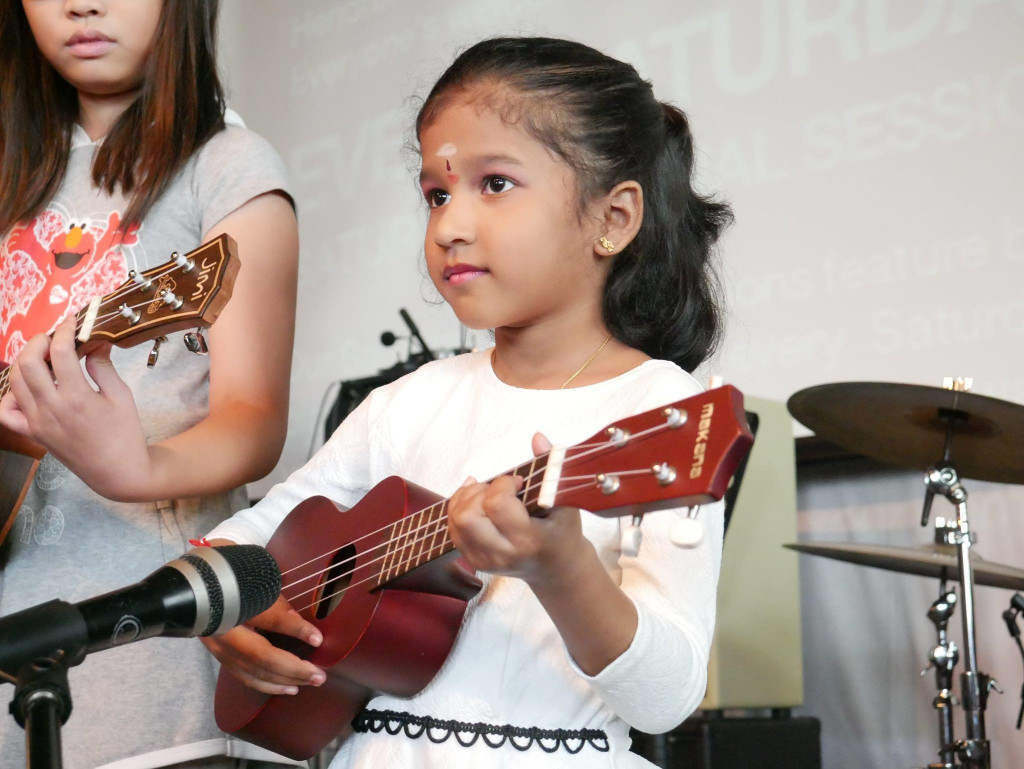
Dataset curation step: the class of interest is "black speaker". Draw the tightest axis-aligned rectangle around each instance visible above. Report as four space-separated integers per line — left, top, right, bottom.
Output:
631 715 821 769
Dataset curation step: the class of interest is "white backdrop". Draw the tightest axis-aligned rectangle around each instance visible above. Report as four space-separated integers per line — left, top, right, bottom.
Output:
215 2 1024 766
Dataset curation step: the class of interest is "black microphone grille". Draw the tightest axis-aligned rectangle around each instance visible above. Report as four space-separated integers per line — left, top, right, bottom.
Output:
181 545 282 635
216 545 282 624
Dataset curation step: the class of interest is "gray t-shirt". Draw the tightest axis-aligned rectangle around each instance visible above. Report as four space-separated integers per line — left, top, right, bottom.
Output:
0 117 294 768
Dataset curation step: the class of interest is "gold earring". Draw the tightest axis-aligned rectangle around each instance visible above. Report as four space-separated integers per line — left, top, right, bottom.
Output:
599 236 615 253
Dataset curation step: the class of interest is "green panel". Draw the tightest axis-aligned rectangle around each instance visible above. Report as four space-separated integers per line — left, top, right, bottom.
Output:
701 396 803 709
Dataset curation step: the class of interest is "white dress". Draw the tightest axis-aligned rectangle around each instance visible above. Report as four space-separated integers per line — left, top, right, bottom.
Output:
209 350 724 768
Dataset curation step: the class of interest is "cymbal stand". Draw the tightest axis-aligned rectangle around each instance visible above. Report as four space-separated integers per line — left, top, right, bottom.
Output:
921 464 999 768
920 583 959 769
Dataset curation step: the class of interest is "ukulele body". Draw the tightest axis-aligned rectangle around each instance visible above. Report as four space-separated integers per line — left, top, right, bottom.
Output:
215 477 483 760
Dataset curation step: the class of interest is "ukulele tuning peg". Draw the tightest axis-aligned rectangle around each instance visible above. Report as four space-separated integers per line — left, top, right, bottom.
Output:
620 515 644 557
147 336 168 368
670 506 704 548
184 329 208 355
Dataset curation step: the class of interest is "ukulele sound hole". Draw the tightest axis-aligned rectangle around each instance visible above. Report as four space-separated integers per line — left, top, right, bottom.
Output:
314 544 357 620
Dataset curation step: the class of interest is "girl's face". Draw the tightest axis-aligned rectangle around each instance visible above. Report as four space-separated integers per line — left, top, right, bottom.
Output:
419 94 608 333
22 0 162 97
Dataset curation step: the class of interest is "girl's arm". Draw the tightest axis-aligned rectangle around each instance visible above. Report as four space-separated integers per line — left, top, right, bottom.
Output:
0 191 298 501
448 432 721 732
200 537 326 695
447 433 638 675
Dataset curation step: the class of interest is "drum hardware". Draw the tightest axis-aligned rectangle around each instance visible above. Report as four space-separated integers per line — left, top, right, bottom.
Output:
780 541 1024 592
917 442 995 765
1000 593 1024 730
786 377 1024 769
921 583 958 769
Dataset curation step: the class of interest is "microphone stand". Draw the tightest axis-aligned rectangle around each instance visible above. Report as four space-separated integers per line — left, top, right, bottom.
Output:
2 600 92 769
10 655 75 769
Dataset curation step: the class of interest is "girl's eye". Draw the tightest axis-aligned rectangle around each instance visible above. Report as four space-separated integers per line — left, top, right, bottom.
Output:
482 176 515 195
426 189 451 208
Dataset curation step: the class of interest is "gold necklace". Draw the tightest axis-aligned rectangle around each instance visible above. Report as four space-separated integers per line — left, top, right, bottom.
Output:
560 333 613 389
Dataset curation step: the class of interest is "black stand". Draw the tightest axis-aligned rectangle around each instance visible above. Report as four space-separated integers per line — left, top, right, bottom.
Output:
631 711 821 769
1 599 92 769
8 655 74 769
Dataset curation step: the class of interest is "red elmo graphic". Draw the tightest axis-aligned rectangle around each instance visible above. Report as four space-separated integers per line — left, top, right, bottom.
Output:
1 209 138 362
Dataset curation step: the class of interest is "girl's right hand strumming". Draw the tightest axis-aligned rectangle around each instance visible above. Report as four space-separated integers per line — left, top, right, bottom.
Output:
200 593 326 695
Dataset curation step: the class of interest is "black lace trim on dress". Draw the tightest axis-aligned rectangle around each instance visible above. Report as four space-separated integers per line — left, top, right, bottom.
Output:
351 708 611 754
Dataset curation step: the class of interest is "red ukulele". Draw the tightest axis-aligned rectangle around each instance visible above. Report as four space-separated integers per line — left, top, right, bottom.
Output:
0 234 239 545
215 384 753 759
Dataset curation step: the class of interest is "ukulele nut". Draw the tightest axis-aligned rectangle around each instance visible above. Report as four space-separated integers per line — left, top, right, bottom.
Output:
118 303 141 325
652 463 677 486
606 427 630 446
596 473 621 495
663 407 687 428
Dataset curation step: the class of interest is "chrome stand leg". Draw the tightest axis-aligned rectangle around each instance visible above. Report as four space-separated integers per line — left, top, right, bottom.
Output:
922 468 999 769
921 584 958 769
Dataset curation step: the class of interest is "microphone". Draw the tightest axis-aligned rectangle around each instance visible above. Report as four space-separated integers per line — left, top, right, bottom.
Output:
0 545 280 678
1003 609 1021 640
399 308 435 361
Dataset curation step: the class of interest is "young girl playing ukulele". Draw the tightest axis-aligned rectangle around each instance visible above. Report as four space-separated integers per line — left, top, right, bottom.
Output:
0 1 297 766
204 37 732 768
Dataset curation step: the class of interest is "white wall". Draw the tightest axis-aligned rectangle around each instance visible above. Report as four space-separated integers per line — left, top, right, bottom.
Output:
217 2 1024 766
220 0 1024 491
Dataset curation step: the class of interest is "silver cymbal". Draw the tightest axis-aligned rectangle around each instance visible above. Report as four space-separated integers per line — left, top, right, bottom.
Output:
784 541 1024 591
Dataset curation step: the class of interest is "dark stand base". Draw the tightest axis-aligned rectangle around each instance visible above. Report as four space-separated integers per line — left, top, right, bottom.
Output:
631 713 822 769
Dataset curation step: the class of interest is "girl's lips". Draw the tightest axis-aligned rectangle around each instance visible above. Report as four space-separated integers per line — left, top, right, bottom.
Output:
443 264 489 285
68 40 115 57
67 31 115 58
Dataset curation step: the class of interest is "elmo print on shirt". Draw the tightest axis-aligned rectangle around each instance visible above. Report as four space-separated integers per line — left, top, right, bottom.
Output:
0 205 139 364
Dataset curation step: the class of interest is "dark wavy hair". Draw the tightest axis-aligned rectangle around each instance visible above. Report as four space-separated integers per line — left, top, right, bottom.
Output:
0 0 225 234
416 37 732 372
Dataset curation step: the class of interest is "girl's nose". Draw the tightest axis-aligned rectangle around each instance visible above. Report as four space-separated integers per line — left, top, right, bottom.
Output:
66 0 104 20
432 196 476 249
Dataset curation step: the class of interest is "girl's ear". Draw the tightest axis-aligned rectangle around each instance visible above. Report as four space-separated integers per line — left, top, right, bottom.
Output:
592 180 643 258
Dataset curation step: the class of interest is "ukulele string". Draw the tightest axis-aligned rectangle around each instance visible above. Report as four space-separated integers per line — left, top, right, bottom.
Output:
278 417 671 581
0 293 176 398
0 262 191 389
279 420 674 601
280 434 617 588
282 471 551 603
287 465 645 613
280 440 612 582
70 262 184 336
0 258 195 411
286 456 673 610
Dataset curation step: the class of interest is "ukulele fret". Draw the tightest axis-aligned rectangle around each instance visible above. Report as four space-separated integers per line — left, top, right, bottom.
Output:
378 519 402 584
428 501 447 560
521 457 538 509
398 510 416 577
411 506 429 570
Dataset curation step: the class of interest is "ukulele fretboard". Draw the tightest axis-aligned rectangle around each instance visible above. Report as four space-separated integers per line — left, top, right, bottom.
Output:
375 453 552 586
